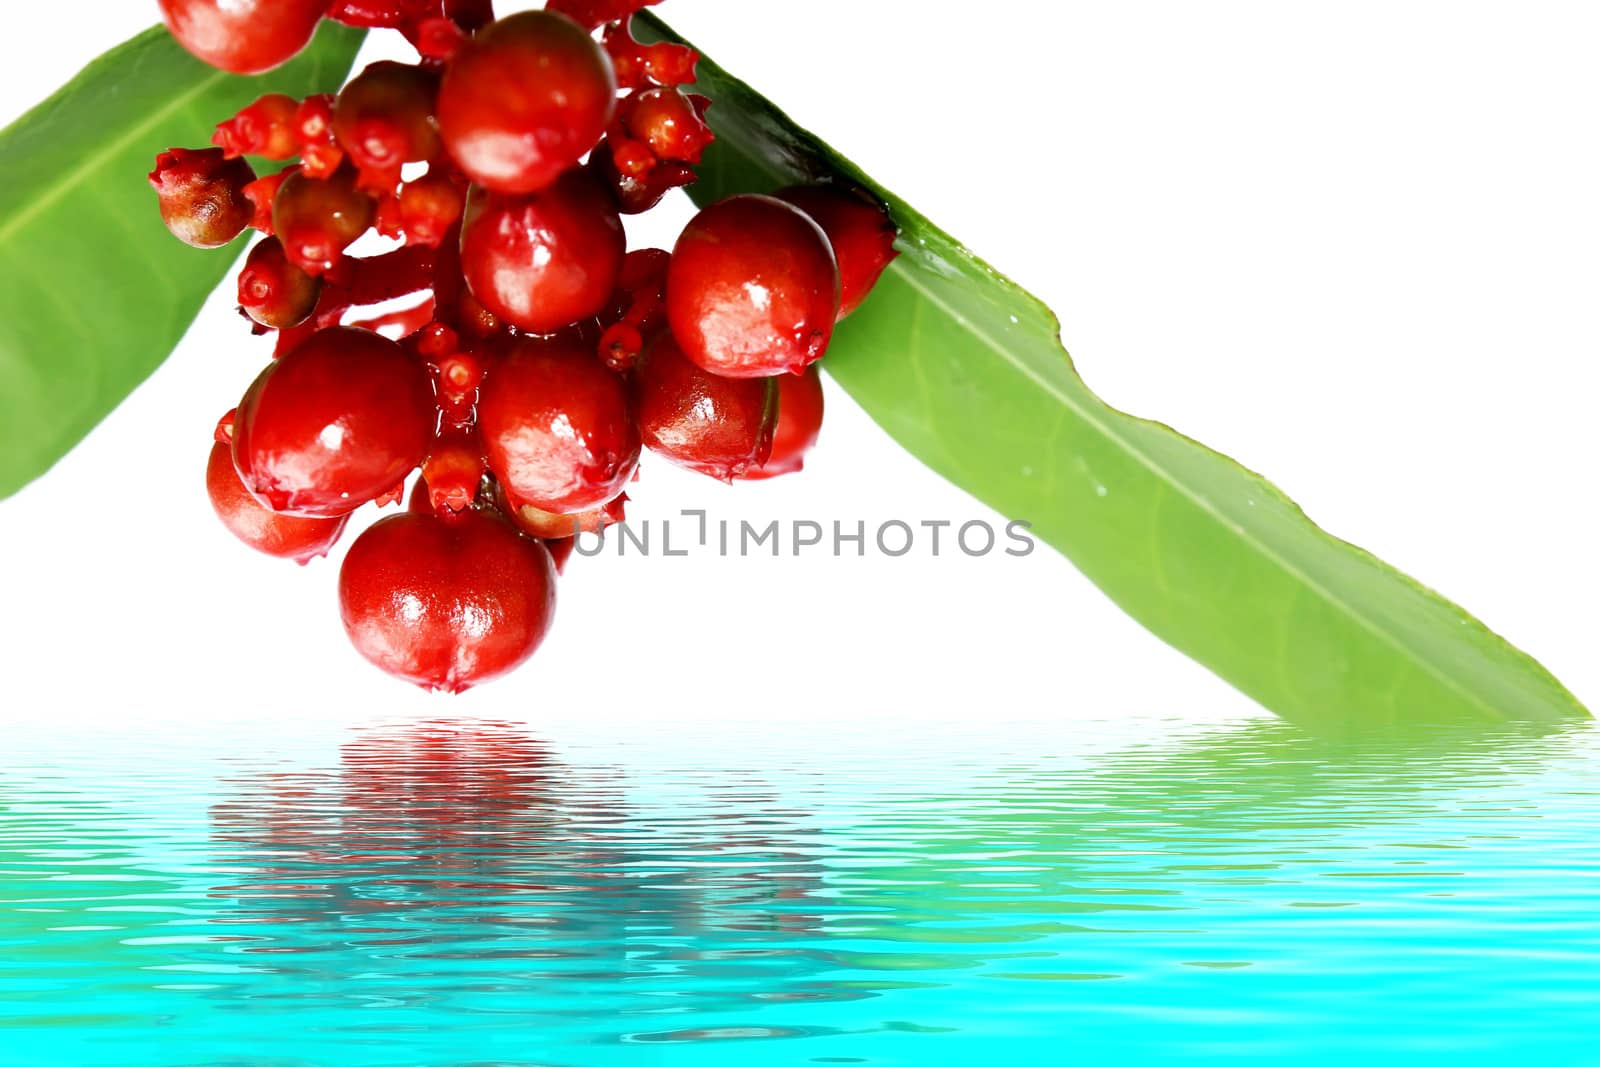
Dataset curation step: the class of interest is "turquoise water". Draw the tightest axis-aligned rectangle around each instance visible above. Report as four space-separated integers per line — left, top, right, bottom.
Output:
2 715 1597 1065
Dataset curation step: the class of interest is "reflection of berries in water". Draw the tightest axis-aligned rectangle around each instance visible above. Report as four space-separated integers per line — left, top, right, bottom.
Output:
155 0 895 689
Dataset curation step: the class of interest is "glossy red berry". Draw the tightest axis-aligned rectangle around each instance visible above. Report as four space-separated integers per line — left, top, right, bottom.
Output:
333 62 441 183
478 335 640 514
232 327 435 517
272 166 377 276
459 171 625 334
339 510 557 693
149 148 256 249
666 194 840 378
238 237 322 329
436 11 617 194
207 440 349 563
159 0 329 74
739 363 824 480
634 331 777 480
776 185 898 319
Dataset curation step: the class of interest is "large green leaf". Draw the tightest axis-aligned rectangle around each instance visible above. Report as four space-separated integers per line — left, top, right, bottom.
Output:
0 22 365 499
638 13 1588 731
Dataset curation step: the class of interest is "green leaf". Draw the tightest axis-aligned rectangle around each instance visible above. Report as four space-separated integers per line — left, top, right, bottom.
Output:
0 22 365 499
638 12 1589 731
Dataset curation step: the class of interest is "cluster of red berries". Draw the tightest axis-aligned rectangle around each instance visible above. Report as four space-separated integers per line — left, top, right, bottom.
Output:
151 0 898 692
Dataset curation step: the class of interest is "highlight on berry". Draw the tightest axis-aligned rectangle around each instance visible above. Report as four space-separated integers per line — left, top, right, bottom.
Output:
152 0 900 692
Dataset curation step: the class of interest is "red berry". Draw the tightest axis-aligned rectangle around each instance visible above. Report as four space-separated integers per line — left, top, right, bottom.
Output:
213 94 301 160
587 140 696 215
272 166 377 276
206 440 349 562
333 62 441 183
459 171 625 334
436 11 617 194
338 510 557 692
666 194 840 378
739 363 824 480
232 327 435 517
149 148 256 249
633 331 777 480
238 236 322 329
619 87 714 165
776 185 899 319
478 335 640 513
159 0 330 74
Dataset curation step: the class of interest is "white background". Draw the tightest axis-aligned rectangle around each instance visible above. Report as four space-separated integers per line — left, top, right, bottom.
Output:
0 1 1595 733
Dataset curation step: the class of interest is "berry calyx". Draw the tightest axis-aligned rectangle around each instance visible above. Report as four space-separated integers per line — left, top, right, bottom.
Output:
238 237 323 329
437 11 617 194
666 194 840 378
272 166 377 276
776 184 899 319
459 171 625 334
149 148 257 249
420 432 487 515
207 439 350 563
740 363 824 480
158 0 330 74
338 510 557 693
633 331 777 480
477 335 640 514
333 62 441 188
232 327 435 517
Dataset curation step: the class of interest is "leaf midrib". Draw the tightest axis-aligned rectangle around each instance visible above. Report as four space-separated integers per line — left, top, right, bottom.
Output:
0 46 227 246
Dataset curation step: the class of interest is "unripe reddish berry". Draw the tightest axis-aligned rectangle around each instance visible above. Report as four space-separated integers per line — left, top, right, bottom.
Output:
739 363 824 480
619 87 713 165
437 11 617 194
666 194 840 378
272 166 376 276
776 185 899 319
338 510 557 693
149 148 256 249
213 94 301 160
459 172 625 334
587 140 696 215
238 237 322 329
207 440 349 563
333 62 441 181
159 0 330 74
633 332 777 480
232 327 435 517
478 335 640 514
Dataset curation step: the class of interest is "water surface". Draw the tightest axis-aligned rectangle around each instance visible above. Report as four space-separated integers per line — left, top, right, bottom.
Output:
2 714 1597 1064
